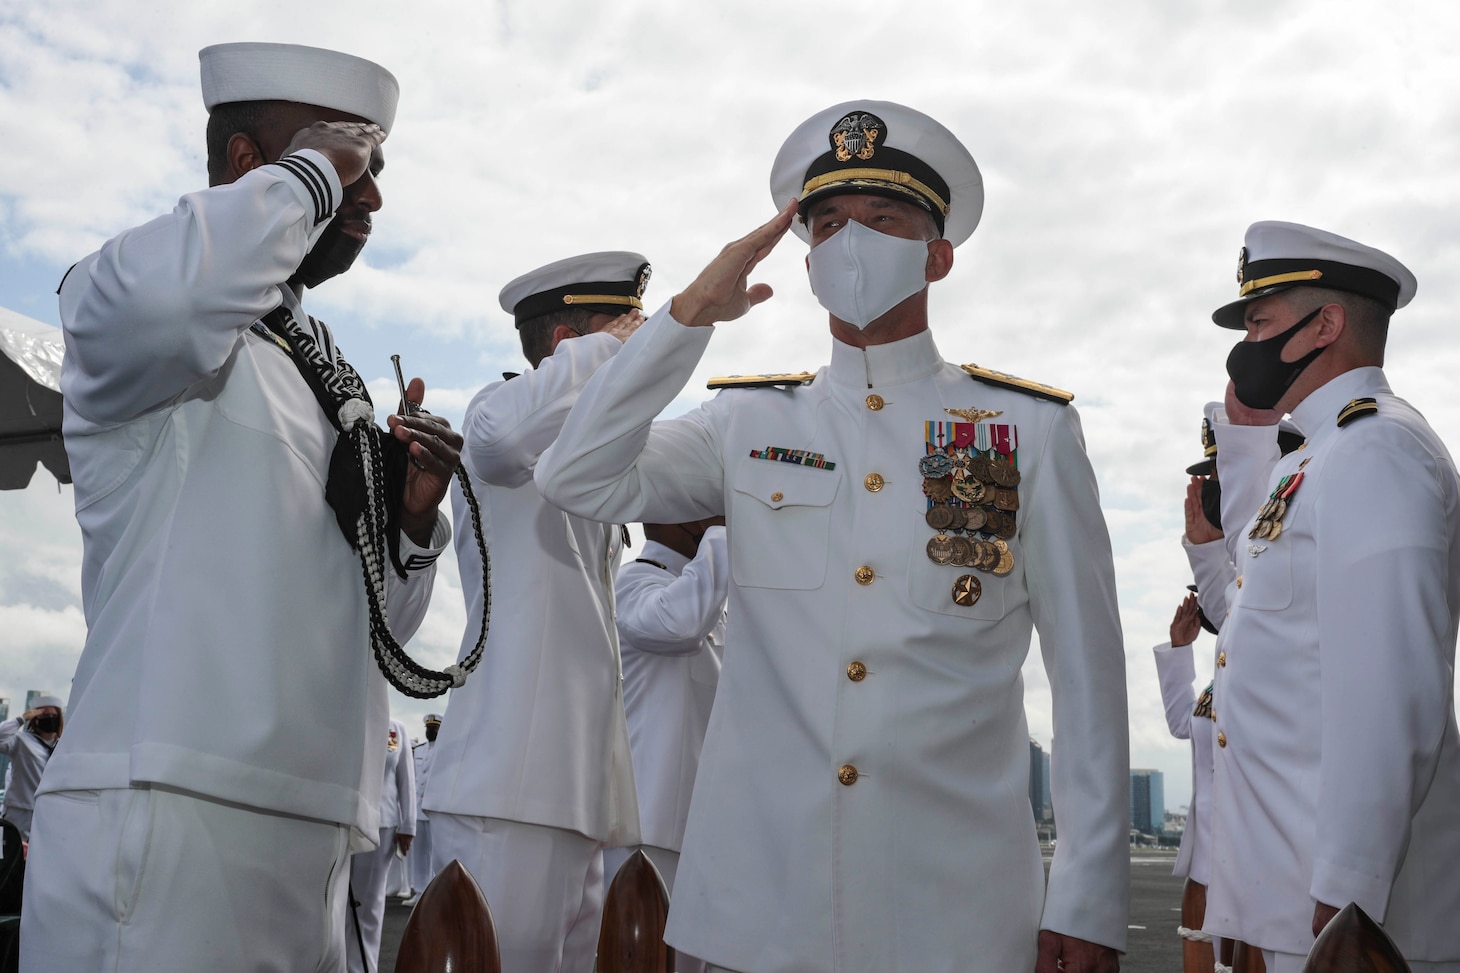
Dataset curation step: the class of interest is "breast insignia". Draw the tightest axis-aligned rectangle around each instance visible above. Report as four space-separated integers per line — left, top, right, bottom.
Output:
707 372 816 390
960 364 1073 404
1336 397 1378 428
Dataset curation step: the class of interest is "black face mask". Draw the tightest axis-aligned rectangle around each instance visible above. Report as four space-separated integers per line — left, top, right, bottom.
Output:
425 724 439 743
1200 477 1223 534
32 714 60 734
288 214 367 290
1225 306 1325 410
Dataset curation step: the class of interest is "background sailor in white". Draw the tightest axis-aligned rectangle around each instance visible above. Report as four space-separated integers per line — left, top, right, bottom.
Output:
22 43 461 973
1204 222 1460 972
603 516 728 973
537 101 1130 973
348 717 416 973
1153 596 1224 973
0 694 64 842
422 252 647 973
404 712 442 904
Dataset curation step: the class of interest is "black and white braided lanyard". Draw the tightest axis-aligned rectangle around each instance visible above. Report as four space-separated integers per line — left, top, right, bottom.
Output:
261 306 490 698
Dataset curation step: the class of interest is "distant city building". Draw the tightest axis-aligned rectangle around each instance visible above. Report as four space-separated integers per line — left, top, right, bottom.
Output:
1130 768 1165 835
1028 739 1055 823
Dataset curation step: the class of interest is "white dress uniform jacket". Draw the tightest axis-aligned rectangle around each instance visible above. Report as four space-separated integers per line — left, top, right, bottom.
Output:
1206 367 1460 960
1183 536 1235 627
413 739 433 816
617 528 729 853
536 308 1130 972
424 333 638 845
380 719 416 836
1152 641 1216 885
48 149 443 839
0 718 58 836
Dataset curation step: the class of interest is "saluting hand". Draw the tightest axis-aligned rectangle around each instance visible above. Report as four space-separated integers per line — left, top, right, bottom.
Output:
281 120 386 187
670 200 798 329
387 376 463 546
1169 594 1202 647
1184 476 1223 545
598 309 645 344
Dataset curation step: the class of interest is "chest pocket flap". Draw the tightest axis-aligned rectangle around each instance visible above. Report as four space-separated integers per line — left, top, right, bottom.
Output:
729 459 841 589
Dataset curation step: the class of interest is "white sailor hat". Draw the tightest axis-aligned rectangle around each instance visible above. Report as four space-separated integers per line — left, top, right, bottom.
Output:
1213 221 1417 329
199 42 399 133
770 100 983 247
31 694 64 713
499 252 652 328
1186 401 1304 475
424 713 443 725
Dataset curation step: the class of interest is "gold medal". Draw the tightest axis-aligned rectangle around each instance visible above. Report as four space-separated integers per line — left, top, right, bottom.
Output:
992 540 1015 576
925 505 955 530
961 506 985 532
946 505 968 531
993 487 1019 512
952 479 987 504
952 574 982 606
926 534 955 564
923 477 954 502
949 536 974 566
1268 519 1283 540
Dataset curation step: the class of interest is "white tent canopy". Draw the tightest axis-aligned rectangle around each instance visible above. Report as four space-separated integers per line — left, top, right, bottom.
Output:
0 305 67 489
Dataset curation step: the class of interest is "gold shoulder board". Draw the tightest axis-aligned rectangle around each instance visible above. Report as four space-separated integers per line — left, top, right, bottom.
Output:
707 372 816 390
1336 397 1378 428
960 364 1073 404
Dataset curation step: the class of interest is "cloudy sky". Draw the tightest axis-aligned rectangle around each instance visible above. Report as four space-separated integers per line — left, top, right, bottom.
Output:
4 0 1460 815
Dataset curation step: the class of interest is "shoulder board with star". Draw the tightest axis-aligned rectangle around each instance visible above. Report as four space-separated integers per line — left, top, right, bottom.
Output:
707 372 816 390
1336 397 1378 428
960 364 1073 404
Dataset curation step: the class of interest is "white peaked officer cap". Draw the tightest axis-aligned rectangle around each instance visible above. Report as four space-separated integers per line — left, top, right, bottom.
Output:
1212 221 1417 329
424 713 443 725
770 100 984 247
199 42 399 133
499 252 653 328
1187 401 1304 475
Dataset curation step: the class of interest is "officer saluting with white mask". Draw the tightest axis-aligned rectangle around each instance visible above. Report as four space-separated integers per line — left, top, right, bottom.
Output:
537 101 1130 973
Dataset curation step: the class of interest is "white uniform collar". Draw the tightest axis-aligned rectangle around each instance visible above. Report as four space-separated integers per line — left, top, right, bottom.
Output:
639 539 691 575
1290 366 1390 444
827 327 944 389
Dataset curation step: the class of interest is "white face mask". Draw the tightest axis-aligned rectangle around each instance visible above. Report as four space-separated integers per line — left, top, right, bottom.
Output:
806 218 932 330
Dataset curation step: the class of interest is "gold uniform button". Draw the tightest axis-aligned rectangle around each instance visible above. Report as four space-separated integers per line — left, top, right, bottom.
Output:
847 661 867 682
770 491 784 502
866 394 884 411
1217 732 1228 748
1217 651 1227 667
854 565 875 585
1235 576 1243 589
838 764 859 786
864 473 885 492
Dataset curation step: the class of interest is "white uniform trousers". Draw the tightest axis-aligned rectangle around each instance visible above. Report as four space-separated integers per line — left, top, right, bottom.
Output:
346 826 400 973
429 813 603 973
1265 949 1460 972
20 786 352 973
408 815 434 893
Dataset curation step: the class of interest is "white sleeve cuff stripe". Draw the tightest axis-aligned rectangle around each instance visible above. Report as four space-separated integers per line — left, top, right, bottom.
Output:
272 155 334 225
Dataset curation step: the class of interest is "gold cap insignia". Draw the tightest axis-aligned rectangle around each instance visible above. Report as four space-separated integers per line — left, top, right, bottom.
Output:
831 111 884 163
